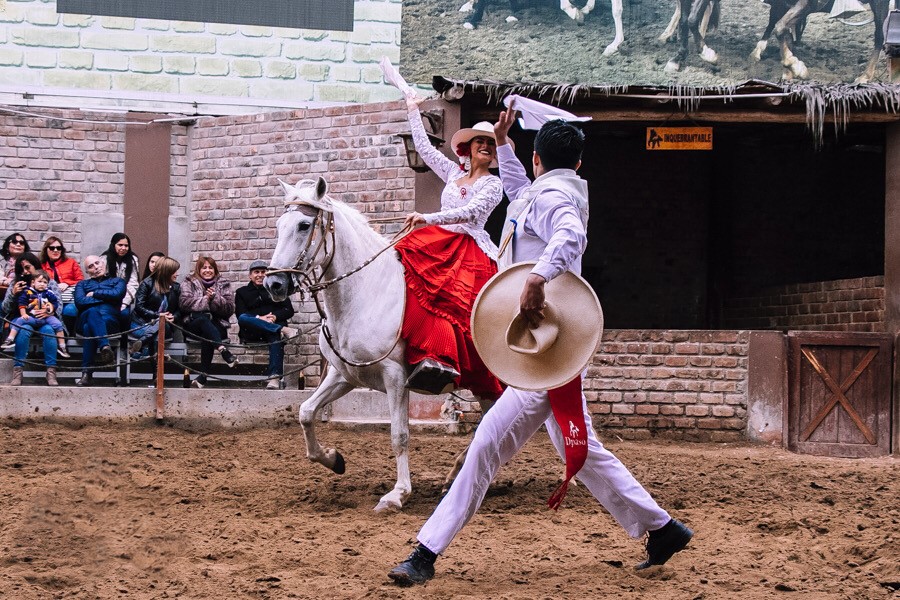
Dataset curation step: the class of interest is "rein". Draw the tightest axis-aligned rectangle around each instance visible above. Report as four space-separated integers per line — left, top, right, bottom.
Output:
267 206 412 368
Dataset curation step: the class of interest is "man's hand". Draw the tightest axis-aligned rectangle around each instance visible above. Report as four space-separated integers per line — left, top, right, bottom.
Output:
403 212 427 230
32 308 50 319
86 291 94 298
519 273 547 328
494 106 517 147
160 311 175 323
260 313 276 324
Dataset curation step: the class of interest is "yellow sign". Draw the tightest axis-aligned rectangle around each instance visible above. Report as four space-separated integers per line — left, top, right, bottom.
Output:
646 127 713 150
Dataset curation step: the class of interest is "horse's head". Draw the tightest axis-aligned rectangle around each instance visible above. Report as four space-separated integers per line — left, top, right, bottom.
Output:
264 177 334 301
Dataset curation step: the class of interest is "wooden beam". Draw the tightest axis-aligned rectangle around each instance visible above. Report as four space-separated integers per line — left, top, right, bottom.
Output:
468 106 900 124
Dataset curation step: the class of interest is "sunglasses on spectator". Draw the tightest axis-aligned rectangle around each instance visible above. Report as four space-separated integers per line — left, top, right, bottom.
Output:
47 245 63 251
10 239 25 245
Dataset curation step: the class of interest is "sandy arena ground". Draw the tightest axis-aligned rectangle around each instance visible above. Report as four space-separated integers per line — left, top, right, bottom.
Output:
0 421 898 599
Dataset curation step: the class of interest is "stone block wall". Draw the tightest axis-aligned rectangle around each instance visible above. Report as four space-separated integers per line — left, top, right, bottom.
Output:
0 0 403 109
723 277 885 332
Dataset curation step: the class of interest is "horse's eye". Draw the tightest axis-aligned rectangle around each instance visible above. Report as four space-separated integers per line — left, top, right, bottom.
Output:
298 222 311 232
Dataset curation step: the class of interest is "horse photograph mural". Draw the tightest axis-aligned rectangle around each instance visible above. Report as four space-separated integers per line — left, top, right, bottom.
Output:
400 0 894 85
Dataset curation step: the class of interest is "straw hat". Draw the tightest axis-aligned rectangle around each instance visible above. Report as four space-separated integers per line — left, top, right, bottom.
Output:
449 122 514 169
471 262 603 391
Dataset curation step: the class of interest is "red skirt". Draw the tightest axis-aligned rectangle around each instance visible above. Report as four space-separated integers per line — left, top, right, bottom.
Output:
396 225 504 401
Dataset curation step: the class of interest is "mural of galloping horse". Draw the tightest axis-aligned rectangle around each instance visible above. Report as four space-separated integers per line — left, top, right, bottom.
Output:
264 178 413 512
749 0 891 82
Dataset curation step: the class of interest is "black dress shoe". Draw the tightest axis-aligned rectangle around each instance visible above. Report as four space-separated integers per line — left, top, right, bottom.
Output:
405 359 459 395
97 345 115 366
388 545 436 586
636 519 693 570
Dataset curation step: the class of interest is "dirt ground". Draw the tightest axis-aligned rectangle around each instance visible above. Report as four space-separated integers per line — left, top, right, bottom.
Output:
400 0 887 86
0 422 898 599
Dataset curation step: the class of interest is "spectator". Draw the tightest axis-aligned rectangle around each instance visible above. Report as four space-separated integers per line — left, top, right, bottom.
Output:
235 260 296 390
180 256 237 389
40 236 84 321
2 270 69 360
2 253 60 386
141 251 166 281
131 257 181 360
101 233 140 314
74 255 126 386
1 233 30 286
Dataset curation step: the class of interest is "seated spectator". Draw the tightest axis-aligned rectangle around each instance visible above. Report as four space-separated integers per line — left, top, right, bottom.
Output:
2 255 60 386
74 255 126 386
236 260 297 390
2 270 69 359
40 236 84 321
100 233 140 316
142 251 165 281
1 233 30 286
130 257 181 360
180 256 237 389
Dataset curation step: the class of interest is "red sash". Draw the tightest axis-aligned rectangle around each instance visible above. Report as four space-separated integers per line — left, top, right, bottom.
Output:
546 375 588 510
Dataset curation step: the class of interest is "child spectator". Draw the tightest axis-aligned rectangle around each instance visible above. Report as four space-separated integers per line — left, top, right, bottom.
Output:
2 270 70 358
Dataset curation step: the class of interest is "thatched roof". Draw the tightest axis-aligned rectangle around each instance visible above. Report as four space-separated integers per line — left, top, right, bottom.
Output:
432 76 900 145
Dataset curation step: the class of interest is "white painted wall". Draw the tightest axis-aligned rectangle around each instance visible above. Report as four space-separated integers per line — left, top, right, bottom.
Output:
0 0 409 113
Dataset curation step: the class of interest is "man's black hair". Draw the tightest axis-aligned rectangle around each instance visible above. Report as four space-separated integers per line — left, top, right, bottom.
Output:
534 119 585 172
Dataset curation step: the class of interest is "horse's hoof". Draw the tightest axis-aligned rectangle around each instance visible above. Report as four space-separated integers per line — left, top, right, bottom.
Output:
331 452 346 475
562 6 580 20
505 15 518 22
699 46 718 64
603 43 620 56
664 60 681 73
791 60 808 79
463 21 475 29
374 500 402 513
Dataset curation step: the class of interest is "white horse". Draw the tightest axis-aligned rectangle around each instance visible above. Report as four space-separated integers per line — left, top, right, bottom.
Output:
264 177 413 512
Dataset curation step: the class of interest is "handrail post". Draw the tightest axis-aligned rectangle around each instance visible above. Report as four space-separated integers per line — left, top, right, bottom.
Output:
155 314 166 420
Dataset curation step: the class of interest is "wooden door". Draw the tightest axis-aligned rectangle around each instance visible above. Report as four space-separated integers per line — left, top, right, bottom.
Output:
788 332 893 458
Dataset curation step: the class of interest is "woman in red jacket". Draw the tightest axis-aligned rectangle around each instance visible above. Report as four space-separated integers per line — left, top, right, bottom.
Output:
40 236 84 318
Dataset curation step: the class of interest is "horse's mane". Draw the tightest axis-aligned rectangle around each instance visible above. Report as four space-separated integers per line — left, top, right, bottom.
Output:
327 198 389 254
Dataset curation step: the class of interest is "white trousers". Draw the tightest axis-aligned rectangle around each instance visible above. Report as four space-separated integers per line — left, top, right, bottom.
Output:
418 386 672 554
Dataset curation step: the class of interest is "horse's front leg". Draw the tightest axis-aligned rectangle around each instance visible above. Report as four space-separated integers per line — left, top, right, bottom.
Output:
299 367 355 474
855 0 887 83
374 366 412 513
774 0 811 79
602 0 624 55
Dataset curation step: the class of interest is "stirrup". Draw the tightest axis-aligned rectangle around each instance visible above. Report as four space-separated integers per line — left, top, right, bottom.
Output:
405 359 459 395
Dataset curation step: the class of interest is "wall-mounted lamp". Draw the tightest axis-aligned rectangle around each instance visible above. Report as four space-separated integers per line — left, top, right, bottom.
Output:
396 109 445 173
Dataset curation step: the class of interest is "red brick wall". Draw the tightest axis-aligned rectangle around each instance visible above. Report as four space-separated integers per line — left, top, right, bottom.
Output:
455 330 749 441
188 102 415 380
723 277 885 332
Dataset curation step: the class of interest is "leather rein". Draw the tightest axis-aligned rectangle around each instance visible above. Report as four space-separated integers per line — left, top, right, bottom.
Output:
266 203 411 368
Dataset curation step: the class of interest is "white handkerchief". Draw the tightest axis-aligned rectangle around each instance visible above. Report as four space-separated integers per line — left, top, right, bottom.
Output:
380 56 416 99
503 94 592 130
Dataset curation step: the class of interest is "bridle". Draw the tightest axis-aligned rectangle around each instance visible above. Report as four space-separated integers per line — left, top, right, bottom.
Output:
266 200 412 368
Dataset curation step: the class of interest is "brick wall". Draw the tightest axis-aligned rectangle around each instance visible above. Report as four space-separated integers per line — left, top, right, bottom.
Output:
723 276 885 332
0 0 402 109
455 330 749 440
188 101 415 380
0 108 190 259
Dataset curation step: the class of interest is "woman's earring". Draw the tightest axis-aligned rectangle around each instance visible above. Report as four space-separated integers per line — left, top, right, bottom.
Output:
464 156 471 171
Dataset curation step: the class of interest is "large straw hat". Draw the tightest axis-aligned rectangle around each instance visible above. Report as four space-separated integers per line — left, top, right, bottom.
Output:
449 122 514 169
471 262 603 391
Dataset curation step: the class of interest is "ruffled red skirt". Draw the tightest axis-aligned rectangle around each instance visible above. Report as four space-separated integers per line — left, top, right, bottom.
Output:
396 225 504 401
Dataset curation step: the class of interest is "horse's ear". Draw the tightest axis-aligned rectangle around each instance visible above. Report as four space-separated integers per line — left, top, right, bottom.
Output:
316 177 327 199
278 179 294 197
